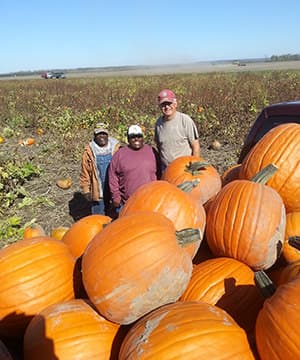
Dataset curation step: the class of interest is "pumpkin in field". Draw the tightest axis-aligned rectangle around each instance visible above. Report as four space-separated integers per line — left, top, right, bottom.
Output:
82 212 197 324
120 180 206 259
50 226 70 241
119 301 254 359
162 156 222 205
0 237 75 338
56 177 72 190
275 260 300 286
239 123 300 213
180 257 263 335
282 211 300 263
23 223 45 239
23 299 121 360
256 273 300 359
62 214 112 258
206 165 286 270
221 163 241 186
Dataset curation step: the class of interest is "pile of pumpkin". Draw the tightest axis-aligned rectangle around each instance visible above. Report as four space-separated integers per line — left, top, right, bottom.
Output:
1 123 300 359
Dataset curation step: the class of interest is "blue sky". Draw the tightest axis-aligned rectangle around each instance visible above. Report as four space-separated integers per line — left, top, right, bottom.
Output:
1 0 299 74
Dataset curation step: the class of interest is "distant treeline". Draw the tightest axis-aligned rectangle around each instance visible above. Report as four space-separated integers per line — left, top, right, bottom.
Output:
270 54 300 61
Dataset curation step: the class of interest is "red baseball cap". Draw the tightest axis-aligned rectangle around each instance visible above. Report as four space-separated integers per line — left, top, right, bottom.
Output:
158 89 176 104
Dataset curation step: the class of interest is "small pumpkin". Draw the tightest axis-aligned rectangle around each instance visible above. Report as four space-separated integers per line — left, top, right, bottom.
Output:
23 223 46 239
62 214 111 258
56 177 72 190
119 301 254 359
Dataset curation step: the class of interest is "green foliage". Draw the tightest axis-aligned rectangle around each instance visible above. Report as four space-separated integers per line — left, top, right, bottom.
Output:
0 160 42 213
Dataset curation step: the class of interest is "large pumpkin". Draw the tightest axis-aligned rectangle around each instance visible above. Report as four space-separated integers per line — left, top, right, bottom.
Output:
119 180 206 258
206 166 286 270
240 123 300 213
119 301 254 359
162 155 222 205
221 163 241 186
256 273 300 359
23 299 120 360
0 237 75 338
82 212 196 324
180 257 263 335
62 214 111 258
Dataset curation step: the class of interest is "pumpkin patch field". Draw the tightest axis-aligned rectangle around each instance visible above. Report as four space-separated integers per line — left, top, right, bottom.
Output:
0 69 300 359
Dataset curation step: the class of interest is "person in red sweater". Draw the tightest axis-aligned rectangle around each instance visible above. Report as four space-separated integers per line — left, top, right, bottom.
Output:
108 125 161 216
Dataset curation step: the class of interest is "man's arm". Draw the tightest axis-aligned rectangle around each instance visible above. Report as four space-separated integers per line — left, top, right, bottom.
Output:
191 139 200 158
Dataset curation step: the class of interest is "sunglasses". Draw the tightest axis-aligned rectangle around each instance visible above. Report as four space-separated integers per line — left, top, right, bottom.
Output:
128 134 143 139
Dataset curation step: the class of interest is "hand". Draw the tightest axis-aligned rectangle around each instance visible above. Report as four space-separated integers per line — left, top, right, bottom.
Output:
113 200 121 208
83 192 92 202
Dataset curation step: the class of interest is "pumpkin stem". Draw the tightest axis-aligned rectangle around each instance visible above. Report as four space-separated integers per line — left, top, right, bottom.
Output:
254 270 276 298
288 236 300 251
176 228 201 247
177 179 200 193
185 161 210 175
251 163 278 184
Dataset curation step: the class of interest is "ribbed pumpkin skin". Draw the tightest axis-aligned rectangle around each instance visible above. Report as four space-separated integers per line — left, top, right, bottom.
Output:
82 212 193 325
222 164 241 186
240 123 300 213
50 226 70 241
119 301 254 360
180 257 263 334
206 179 286 270
62 214 112 258
162 155 222 204
256 275 300 359
282 212 300 263
23 299 120 360
0 237 75 338
119 180 206 258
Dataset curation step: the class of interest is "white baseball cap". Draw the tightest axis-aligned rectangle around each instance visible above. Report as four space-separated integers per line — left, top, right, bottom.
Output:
127 125 143 136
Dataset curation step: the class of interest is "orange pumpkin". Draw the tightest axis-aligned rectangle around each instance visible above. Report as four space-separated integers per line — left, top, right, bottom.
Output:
82 212 195 324
162 155 222 205
256 273 300 359
240 123 300 213
221 163 241 186
206 166 286 270
62 214 111 258
50 226 70 241
24 299 120 360
0 237 75 338
119 301 255 359
23 223 45 239
120 180 206 258
282 211 300 263
181 257 263 335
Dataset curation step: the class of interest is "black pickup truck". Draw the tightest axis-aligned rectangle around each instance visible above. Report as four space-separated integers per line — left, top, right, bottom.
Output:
238 101 300 162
